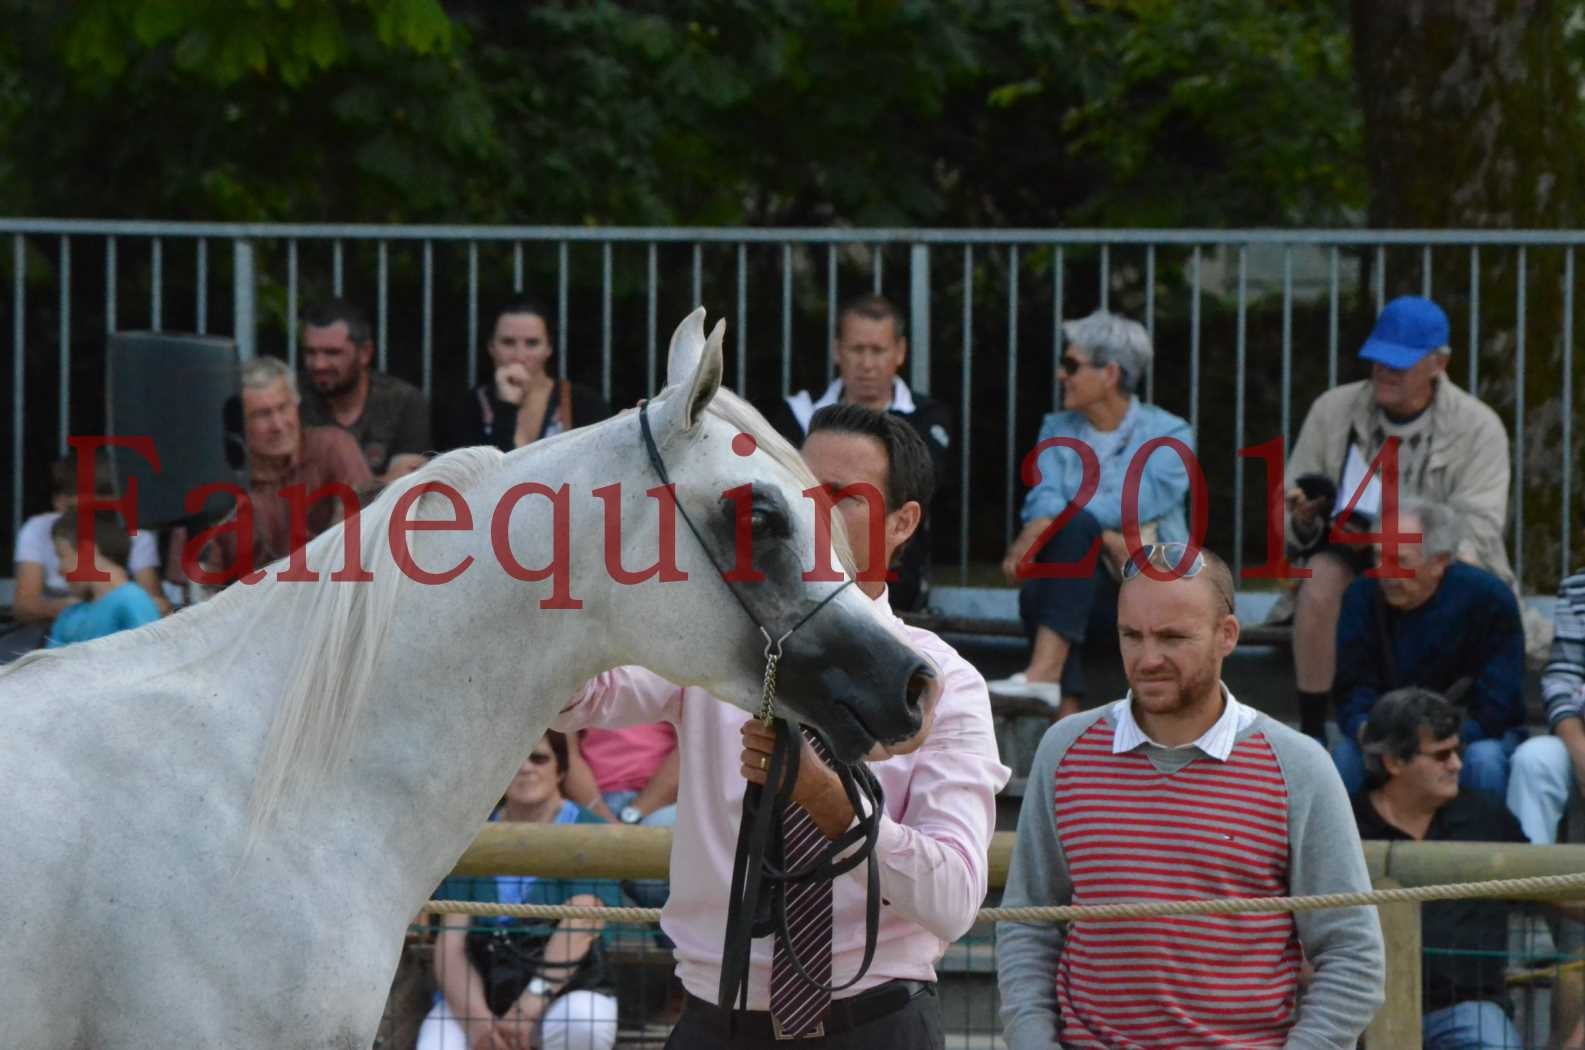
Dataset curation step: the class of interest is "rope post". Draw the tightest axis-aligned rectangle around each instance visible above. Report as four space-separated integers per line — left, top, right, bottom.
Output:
1365 877 1422 1049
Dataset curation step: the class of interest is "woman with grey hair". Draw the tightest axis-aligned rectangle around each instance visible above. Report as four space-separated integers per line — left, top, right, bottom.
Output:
991 310 1194 717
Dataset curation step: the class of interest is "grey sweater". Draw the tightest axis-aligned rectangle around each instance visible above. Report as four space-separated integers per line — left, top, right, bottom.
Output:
996 704 1384 1049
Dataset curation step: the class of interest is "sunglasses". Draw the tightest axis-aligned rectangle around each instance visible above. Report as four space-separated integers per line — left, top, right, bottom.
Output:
1120 542 1205 581
1416 744 1462 764
1120 543 1235 615
1059 354 1102 376
526 751 555 766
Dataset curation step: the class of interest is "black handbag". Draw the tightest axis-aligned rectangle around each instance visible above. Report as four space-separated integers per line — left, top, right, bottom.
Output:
464 918 610 1018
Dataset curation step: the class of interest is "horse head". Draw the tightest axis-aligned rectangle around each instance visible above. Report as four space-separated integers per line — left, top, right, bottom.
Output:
617 307 935 764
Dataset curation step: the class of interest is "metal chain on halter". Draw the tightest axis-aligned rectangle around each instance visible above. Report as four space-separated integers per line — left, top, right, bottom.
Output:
634 400 885 1029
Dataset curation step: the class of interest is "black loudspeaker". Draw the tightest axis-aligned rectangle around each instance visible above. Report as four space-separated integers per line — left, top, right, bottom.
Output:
106 332 247 530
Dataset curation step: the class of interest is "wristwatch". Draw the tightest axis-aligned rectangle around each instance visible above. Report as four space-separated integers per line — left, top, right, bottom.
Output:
619 805 643 825
526 976 551 998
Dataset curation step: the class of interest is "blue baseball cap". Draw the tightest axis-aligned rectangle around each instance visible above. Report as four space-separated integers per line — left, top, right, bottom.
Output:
1359 296 1450 370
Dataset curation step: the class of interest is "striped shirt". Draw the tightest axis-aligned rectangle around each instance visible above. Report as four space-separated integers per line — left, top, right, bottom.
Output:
997 700 1384 1050
1543 572 1585 729
1054 719 1298 1047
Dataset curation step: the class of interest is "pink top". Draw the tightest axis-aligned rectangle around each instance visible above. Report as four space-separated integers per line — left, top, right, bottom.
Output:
557 592 1010 1008
579 723 677 794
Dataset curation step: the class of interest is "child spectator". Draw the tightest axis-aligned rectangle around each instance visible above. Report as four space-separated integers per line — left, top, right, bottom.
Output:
46 510 161 648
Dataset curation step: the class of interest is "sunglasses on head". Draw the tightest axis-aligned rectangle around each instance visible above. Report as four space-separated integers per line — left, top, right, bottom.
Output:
1120 543 1235 615
1120 542 1205 581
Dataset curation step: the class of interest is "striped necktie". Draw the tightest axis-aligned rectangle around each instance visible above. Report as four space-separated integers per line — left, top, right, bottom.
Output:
770 729 834 1038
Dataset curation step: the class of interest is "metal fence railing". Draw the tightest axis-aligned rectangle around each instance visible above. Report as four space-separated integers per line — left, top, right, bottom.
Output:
6 222 1585 589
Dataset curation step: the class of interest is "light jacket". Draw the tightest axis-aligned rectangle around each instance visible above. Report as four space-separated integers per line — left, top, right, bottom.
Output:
1020 398 1195 543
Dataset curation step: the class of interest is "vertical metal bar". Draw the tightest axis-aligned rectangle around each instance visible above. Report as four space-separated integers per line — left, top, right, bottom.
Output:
1144 244 1156 403
232 240 256 362
104 236 117 336
377 241 389 373
736 242 747 397
1190 247 1201 436
1234 246 1248 579
1053 246 1065 411
1422 244 1432 298
58 236 71 455
1005 245 1019 544
646 242 658 395
196 237 208 333
287 239 298 367
601 241 613 403
781 244 793 397
467 242 479 390
960 245 973 580
689 242 703 309
827 244 838 385
873 246 882 294
557 241 569 380
12 235 25 547
1282 246 1293 450
1469 246 1481 392
1099 243 1110 313
421 239 434 398
332 239 344 297
1374 243 1385 312
513 241 524 294
1565 248 1575 576
1328 246 1340 389
909 243 931 393
1515 246 1526 587
151 237 163 332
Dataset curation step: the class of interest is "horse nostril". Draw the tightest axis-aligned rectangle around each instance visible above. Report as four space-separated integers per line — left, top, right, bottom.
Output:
904 667 933 713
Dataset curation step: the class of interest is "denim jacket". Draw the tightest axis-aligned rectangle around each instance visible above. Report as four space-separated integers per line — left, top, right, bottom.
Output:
1019 398 1195 543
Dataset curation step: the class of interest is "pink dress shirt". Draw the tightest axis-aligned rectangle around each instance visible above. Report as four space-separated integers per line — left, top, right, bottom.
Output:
556 591 1010 1009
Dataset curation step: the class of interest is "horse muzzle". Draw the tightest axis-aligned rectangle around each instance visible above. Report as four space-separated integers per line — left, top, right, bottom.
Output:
779 621 935 765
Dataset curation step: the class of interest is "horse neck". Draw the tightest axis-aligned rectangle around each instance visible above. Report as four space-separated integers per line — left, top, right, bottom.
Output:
296 429 646 907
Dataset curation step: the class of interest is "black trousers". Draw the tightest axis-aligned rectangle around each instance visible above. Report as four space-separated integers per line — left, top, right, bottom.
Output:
1016 508 1120 700
663 982 944 1050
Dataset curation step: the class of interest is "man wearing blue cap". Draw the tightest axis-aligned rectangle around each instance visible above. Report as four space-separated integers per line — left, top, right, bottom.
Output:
1280 295 1519 743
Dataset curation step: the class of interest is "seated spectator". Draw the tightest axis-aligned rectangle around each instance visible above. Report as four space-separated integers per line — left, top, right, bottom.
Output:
1353 688 1527 1050
440 300 611 453
1509 570 1585 845
177 356 371 579
989 311 1193 718
1331 499 1525 798
766 293 951 611
296 298 431 478
420 733 622 1050
45 510 161 648
1281 295 1527 741
564 725 678 909
12 453 166 630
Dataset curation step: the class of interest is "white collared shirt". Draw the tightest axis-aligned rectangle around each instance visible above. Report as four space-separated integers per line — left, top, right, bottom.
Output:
784 377 918 431
1110 684 1258 761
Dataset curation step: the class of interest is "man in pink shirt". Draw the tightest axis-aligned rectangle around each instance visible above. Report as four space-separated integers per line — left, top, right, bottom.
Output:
558 404 1009 1049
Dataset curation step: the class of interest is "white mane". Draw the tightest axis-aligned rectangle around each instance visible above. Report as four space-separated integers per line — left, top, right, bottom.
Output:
243 445 505 833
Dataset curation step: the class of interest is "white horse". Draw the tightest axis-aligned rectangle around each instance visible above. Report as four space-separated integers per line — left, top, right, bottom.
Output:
0 308 932 1050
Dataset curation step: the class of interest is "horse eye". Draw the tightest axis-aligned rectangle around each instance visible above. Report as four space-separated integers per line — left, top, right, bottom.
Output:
750 509 770 533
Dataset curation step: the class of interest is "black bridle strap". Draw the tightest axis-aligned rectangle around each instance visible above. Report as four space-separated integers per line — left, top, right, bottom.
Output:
637 399 886 1023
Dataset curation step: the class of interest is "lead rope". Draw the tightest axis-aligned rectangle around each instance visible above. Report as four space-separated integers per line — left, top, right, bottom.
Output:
631 402 885 1029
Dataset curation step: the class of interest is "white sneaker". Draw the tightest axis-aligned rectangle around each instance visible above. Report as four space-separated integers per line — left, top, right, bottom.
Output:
986 674 1063 711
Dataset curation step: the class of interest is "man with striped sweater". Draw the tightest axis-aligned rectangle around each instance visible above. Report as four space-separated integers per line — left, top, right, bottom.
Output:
1508 571 1585 845
997 544 1384 1049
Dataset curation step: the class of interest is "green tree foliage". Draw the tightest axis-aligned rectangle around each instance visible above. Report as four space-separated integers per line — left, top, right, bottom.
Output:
0 0 1365 228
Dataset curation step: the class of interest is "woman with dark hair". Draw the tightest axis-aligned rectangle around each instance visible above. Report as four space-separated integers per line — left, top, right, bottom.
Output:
440 302 611 452
419 732 622 1050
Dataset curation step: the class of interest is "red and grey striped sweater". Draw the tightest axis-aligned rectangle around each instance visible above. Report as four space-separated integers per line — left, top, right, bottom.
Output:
996 701 1384 1050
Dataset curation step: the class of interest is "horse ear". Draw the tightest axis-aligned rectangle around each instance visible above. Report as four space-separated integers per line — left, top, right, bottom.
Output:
656 307 724 437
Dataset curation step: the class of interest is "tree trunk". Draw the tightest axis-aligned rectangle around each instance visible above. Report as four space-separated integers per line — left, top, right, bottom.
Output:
1351 0 1585 587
